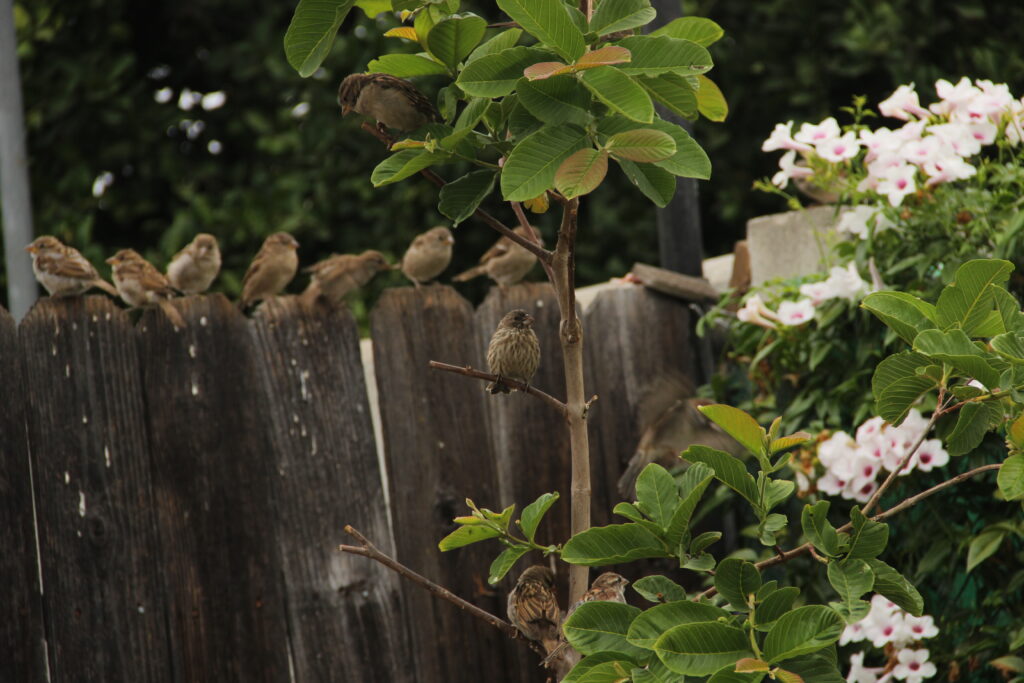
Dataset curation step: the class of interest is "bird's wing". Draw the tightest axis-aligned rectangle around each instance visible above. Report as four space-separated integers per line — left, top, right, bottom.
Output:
39 252 98 279
478 236 511 264
634 371 695 430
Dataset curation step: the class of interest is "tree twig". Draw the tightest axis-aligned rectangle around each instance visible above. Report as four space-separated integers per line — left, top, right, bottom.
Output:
429 361 568 418
861 401 942 516
511 201 555 282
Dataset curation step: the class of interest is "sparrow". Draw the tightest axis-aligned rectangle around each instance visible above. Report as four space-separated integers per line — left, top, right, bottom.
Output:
452 226 539 287
238 232 300 310
617 373 739 499
486 309 540 394
166 233 221 294
338 73 440 132
507 565 561 654
299 250 390 309
544 572 630 667
25 236 119 297
106 248 186 328
399 226 454 287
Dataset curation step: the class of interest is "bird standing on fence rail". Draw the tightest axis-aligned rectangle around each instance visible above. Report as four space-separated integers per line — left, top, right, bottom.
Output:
106 249 186 328
486 309 540 394
338 72 440 133
300 250 391 309
166 233 221 294
238 232 300 310
398 226 454 287
25 236 119 298
452 226 538 287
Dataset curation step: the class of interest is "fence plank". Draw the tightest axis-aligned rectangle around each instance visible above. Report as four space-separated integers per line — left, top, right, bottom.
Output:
19 296 172 682
0 305 46 682
137 295 289 682
250 296 414 682
371 285 529 682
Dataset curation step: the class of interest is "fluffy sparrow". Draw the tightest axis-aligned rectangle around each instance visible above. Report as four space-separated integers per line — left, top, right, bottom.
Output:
486 309 540 394
25 235 118 297
238 232 300 310
300 250 390 308
106 248 186 327
338 73 440 132
452 226 538 287
399 226 454 287
544 572 630 667
166 233 221 294
507 565 561 654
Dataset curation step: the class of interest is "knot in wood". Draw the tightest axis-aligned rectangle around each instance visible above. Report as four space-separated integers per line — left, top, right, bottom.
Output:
559 318 583 344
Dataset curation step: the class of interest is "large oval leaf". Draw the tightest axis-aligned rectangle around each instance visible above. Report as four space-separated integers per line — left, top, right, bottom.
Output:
500 124 590 201
616 158 676 207
517 75 592 125
640 73 699 120
613 35 713 76
763 606 844 664
590 0 657 37
367 53 449 77
998 453 1024 500
561 523 669 565
654 622 753 676
607 129 676 162
438 170 496 226
563 601 646 657
866 559 923 616
697 404 765 456
696 75 728 121
284 0 357 77
627 601 729 648
580 67 654 123
714 558 762 612
555 148 609 199
457 46 552 97
651 17 725 46
426 14 487 69
496 0 585 62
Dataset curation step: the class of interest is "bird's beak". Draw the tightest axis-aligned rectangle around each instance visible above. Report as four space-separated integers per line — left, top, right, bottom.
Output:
105 256 116 265
25 245 37 253
525 314 535 325
341 104 352 116
446 236 455 245
197 245 208 257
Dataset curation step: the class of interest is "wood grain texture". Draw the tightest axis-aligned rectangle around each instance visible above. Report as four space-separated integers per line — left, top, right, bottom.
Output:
250 296 413 682
632 262 719 303
19 296 171 682
137 294 289 682
371 285 528 682
0 305 46 682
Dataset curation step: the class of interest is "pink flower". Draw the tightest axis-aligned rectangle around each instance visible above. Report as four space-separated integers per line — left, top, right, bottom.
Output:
847 477 878 503
900 136 949 166
763 121 813 152
892 648 937 682
865 609 906 647
799 280 837 305
927 122 982 157
875 164 917 206
968 80 1014 121
967 120 997 145
777 298 816 326
817 131 861 162
841 623 868 646
771 149 814 188
819 431 857 468
904 615 939 641
894 120 928 142
913 439 948 472
846 651 884 683
922 156 976 187
817 471 848 496
795 117 841 145
860 127 902 162
856 416 887 444
737 294 779 329
879 85 931 120
837 206 894 239
931 77 982 118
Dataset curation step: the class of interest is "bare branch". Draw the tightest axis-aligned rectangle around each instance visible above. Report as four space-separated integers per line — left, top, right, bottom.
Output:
511 201 556 282
874 463 1002 522
861 403 942 516
429 361 567 418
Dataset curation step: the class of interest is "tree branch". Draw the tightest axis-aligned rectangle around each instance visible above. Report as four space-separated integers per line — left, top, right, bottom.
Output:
429 361 568 418
861 403 942 517
511 200 556 282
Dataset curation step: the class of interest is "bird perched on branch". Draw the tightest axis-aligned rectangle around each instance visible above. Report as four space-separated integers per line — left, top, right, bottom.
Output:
166 233 221 294
238 232 299 310
486 309 540 394
25 236 119 297
507 565 561 655
544 572 629 668
452 226 538 287
106 248 186 328
617 373 739 499
338 73 440 132
300 250 390 309
399 226 454 287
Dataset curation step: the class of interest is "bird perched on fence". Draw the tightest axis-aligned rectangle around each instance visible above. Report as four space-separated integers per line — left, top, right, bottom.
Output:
486 309 540 394
507 565 562 655
616 373 739 499
452 226 539 287
338 73 440 132
106 248 186 328
399 226 454 287
25 235 119 298
543 572 629 667
300 250 391 309
166 233 221 294
238 232 299 310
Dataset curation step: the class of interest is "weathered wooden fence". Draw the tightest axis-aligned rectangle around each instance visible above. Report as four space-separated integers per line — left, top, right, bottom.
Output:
0 281 699 682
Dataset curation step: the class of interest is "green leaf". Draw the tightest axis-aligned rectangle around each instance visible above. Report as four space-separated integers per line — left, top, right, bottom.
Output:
465 28 522 63
845 507 889 560
627 601 730 649
500 124 590 201
634 463 681 528
284 0 357 77
580 67 654 123
913 328 1001 390
966 529 1006 572
367 53 449 77
871 351 939 425
569 660 635 682
632 575 689 603
651 17 724 46
690 531 722 554
664 462 715 547
683 445 759 510
563 652 638 683
758 513 788 547
992 285 1024 333
426 14 487 69
519 491 560 542
714 558 762 611
613 35 713 76
695 75 728 121
488 545 530 584
763 480 795 511
562 523 669 565
707 668 766 683
438 170 495 226
607 129 677 162
946 401 1001 457
599 115 711 179
457 46 552 97
801 500 843 557
564 601 646 657
755 586 800 631
612 501 647 523
517 75 592 125
589 0 656 37
935 259 1014 334
654 622 753 676
617 158 676 207
779 652 845 683
866 559 924 616
371 149 448 186
438 523 501 550
763 606 844 664
992 332 1024 364
998 453 1024 500
496 0 585 61
861 291 938 345
355 0 390 18
555 148 610 199
640 73 698 120
696 404 766 457
827 559 874 620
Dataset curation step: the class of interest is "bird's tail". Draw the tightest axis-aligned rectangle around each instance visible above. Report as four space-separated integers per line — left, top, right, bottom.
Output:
298 282 321 310
452 265 485 282
94 279 119 298
157 301 187 330
616 450 647 500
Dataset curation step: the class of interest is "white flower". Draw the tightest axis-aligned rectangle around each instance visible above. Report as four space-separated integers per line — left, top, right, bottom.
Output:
763 121 813 152
291 102 311 118
772 149 814 188
900 136 950 167
841 622 868 646
904 615 940 641
892 648 937 682
91 171 114 198
931 77 982 118
846 651 882 683
879 84 931 121
968 80 1014 122
864 607 906 647
200 91 227 110
860 127 903 162
795 117 842 145
927 122 982 157
817 131 861 162
799 280 838 305
856 416 887 444
837 206 894 239
154 87 173 104
847 477 878 503
817 471 849 496
737 294 779 328
876 164 917 206
825 263 869 301
913 439 948 472
777 299 816 326
177 87 200 111
922 156 977 187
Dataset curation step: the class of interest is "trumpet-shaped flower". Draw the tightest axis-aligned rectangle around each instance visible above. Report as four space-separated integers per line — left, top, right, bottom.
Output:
879 84 931 120
875 164 917 206
777 298 816 326
772 149 814 188
795 117 841 145
931 77 982 118
763 121 813 152
817 131 861 162
846 652 883 683
892 649 937 682
922 155 977 187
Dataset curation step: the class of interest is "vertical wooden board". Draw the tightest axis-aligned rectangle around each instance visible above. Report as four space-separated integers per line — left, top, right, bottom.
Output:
18 297 171 682
370 286 524 683
250 297 413 682
137 295 289 682
0 305 46 682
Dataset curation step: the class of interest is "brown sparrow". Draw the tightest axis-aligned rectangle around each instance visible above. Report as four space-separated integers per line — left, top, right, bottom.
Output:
25 236 118 297
544 572 630 667
486 309 540 394
300 250 390 309
106 248 186 327
507 565 561 654
452 226 538 287
338 73 440 132
166 233 221 294
399 226 454 287
238 232 300 310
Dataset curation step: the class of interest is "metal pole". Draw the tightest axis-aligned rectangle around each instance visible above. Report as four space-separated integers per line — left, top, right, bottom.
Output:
0 0 37 320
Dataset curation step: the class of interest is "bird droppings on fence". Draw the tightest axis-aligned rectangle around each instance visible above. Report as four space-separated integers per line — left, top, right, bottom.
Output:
188 343 196 358
104 446 111 468
78 492 86 517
